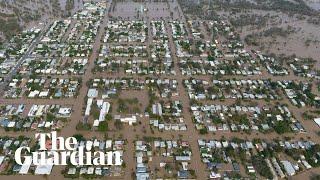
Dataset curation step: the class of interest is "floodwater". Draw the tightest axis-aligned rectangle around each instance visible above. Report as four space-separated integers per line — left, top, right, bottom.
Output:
218 9 320 67
305 0 320 10
110 1 181 20
0 0 83 29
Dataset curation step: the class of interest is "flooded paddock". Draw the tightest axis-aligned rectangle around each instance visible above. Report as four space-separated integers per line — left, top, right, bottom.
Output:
109 0 182 20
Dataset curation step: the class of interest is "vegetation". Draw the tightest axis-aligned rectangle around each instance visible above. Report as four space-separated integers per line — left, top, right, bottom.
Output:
230 14 268 28
0 18 21 39
199 127 208 134
263 27 292 38
117 98 141 114
273 120 291 134
212 0 317 16
244 34 259 46
252 155 273 179
76 122 91 130
114 119 123 130
97 121 108 132
72 134 85 141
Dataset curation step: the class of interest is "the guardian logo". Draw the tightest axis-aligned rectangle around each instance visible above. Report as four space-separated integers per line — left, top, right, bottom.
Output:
14 131 123 166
